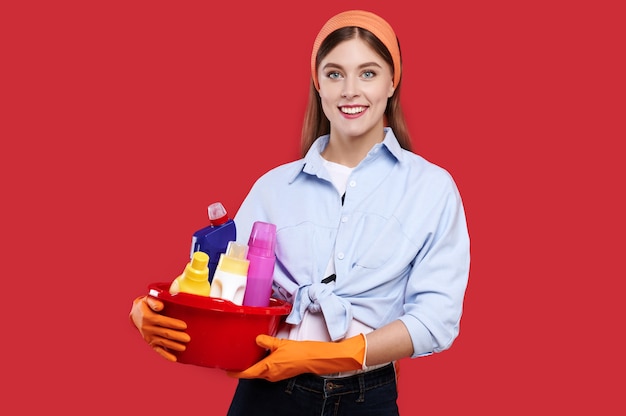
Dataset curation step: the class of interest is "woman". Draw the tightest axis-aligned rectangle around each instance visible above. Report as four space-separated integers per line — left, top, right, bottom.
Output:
130 10 470 415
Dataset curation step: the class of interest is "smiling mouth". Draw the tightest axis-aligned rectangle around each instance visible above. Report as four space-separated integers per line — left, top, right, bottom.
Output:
340 106 366 115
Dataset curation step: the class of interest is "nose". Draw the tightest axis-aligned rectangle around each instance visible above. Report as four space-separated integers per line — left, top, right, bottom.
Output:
341 77 358 99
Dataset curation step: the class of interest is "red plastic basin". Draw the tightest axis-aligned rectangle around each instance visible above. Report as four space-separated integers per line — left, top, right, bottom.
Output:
147 282 292 371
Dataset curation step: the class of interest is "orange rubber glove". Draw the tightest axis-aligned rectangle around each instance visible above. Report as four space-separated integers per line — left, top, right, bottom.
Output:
228 333 367 382
129 295 190 362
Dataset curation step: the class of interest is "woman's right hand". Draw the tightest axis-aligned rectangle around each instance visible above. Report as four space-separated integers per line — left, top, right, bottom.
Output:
129 295 190 362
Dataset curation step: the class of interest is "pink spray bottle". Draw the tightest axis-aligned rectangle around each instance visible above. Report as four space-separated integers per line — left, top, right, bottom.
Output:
242 221 277 307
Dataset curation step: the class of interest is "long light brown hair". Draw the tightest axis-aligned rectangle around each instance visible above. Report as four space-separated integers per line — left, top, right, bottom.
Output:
300 27 412 157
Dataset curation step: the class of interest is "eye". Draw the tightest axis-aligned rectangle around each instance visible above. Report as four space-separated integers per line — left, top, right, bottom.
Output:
327 71 342 80
362 70 376 79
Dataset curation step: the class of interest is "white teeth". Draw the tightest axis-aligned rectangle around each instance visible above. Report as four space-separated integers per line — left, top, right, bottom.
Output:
340 106 365 114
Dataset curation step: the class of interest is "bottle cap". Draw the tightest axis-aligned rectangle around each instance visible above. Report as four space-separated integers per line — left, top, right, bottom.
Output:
225 241 249 259
208 202 228 226
216 242 250 275
184 251 210 282
247 221 277 257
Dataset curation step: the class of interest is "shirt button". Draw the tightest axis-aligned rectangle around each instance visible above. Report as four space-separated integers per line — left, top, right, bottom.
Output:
337 252 345 260
349 180 356 187
341 216 348 223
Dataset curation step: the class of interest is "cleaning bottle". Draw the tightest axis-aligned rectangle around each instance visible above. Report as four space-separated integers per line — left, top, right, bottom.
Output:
209 241 250 305
190 202 237 283
169 251 211 296
242 221 277 307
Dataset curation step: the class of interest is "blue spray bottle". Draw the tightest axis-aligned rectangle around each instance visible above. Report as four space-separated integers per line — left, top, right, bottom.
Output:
190 202 237 283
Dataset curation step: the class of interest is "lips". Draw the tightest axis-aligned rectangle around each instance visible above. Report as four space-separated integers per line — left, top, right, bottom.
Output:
339 106 366 114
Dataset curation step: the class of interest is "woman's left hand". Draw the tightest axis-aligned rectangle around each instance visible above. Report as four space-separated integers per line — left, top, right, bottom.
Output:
227 333 366 382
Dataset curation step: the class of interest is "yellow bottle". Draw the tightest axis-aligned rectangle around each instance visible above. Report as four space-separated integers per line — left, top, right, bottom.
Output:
169 251 211 296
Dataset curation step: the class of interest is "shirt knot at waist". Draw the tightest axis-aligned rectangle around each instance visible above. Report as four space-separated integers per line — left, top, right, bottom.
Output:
285 282 353 341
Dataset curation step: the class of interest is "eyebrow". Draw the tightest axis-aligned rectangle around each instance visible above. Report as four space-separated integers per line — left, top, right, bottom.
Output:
321 61 384 71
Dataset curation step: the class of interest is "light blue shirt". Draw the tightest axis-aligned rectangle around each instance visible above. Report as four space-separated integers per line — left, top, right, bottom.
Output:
234 128 470 358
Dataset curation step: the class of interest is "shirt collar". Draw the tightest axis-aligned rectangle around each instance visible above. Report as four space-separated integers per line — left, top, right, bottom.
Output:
288 128 403 184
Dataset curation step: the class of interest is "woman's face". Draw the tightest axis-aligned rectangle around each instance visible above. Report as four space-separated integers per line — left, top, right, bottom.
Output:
317 37 395 143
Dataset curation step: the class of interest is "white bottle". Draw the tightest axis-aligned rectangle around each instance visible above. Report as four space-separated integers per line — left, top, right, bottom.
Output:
209 241 250 305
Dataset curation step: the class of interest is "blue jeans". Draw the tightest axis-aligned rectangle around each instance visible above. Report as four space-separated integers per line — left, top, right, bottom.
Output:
227 363 399 416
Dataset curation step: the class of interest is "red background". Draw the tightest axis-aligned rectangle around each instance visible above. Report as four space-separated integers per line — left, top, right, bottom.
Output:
2 0 624 414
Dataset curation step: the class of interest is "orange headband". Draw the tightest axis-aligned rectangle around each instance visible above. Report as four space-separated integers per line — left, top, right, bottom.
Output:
311 10 401 91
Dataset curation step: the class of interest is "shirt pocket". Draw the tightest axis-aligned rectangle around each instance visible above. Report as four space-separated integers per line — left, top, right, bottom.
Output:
276 222 334 281
352 215 415 270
